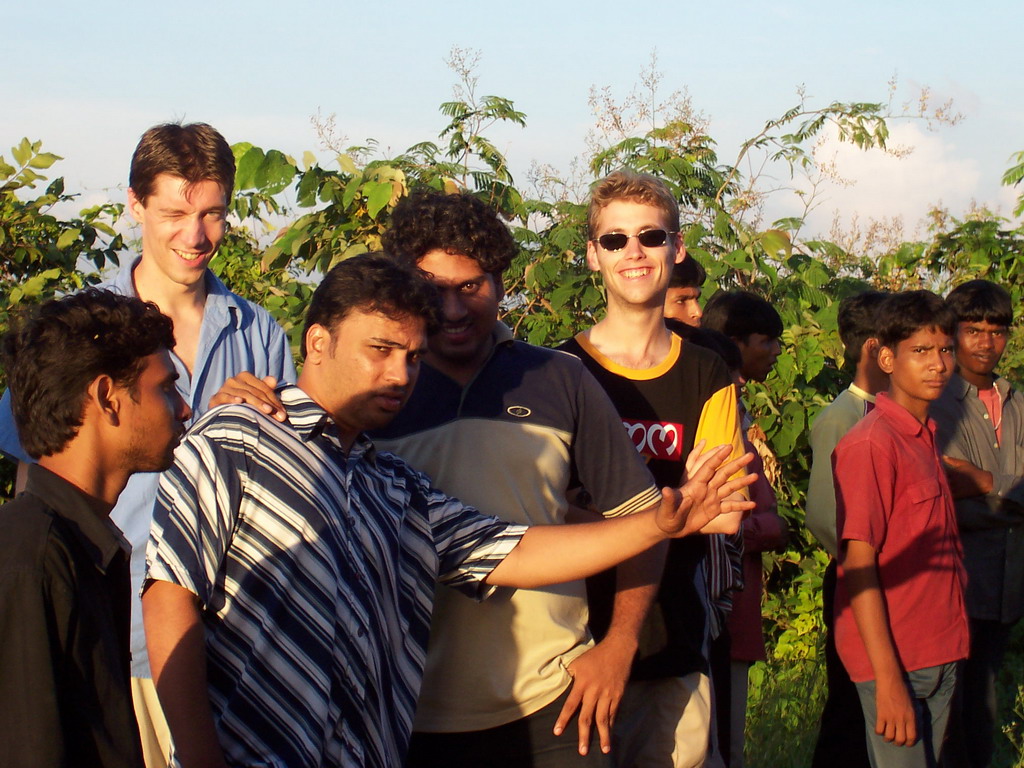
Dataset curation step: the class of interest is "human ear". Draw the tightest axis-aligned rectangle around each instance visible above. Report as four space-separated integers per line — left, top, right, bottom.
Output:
673 238 686 265
89 375 122 426
126 188 145 224
877 345 896 375
585 240 601 272
304 324 331 364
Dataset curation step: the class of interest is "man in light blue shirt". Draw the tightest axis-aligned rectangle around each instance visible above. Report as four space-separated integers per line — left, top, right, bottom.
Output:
0 122 295 767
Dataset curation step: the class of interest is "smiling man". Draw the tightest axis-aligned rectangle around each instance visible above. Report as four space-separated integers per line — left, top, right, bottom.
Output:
0 290 189 768
141 253 756 768
559 169 746 768
0 122 295 767
930 280 1024 768
371 189 677 767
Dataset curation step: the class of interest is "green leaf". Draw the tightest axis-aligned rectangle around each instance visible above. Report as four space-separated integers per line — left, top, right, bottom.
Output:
366 181 393 219
337 154 358 175
56 228 81 250
235 146 265 191
28 152 61 170
12 138 32 167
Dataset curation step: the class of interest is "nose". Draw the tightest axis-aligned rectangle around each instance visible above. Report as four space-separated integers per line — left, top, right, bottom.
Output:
770 339 782 357
180 214 212 250
690 303 703 323
977 332 994 350
176 391 192 424
384 354 413 387
441 289 468 322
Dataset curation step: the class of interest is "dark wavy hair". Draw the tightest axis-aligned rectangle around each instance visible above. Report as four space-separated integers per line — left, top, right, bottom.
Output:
838 290 888 369
669 256 707 289
2 289 175 458
382 189 518 274
129 122 235 204
876 290 956 350
702 290 783 341
302 252 442 359
945 279 1012 327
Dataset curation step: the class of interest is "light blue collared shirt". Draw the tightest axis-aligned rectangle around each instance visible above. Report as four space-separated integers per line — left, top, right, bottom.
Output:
0 257 297 676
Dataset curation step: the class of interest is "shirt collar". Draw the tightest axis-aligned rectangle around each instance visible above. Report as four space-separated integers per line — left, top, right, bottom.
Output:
948 372 1011 403
23 464 129 573
848 383 876 404
276 383 377 461
493 321 515 347
874 391 936 437
108 257 246 331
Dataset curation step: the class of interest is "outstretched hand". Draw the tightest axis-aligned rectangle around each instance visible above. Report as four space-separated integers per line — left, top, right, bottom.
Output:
209 373 287 422
655 442 756 537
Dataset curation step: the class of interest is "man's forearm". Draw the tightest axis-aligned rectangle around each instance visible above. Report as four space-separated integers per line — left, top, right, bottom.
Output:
142 580 228 768
488 509 666 588
843 540 902 683
604 541 666 645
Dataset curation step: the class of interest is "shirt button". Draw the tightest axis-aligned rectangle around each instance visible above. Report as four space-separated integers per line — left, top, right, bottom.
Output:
984 414 990 419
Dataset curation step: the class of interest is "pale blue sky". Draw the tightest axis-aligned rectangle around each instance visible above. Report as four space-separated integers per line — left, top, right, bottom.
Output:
5 0 1021 238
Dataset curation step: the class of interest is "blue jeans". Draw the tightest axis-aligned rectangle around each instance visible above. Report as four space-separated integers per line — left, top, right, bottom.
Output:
854 662 959 768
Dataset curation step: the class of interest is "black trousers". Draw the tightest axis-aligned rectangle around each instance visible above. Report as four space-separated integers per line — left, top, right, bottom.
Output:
811 559 871 768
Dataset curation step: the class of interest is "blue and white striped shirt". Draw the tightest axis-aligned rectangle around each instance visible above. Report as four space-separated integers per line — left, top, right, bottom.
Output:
147 384 525 768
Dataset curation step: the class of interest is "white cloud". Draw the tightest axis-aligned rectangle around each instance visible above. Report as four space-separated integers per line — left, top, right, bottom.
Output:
764 122 1012 239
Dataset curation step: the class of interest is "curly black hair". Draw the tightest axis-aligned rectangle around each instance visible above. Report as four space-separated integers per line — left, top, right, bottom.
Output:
382 189 518 274
2 289 175 458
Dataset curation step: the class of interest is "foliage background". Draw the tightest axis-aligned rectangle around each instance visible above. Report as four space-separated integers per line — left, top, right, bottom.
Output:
2 66 1023 766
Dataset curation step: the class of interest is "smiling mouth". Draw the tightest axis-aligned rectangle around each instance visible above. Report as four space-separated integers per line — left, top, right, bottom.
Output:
439 321 473 337
172 249 210 264
621 267 652 279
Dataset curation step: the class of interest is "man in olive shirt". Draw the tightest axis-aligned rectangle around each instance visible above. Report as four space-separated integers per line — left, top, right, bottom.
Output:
0 290 189 767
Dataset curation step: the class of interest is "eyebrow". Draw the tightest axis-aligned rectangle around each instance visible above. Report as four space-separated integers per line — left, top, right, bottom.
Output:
427 274 487 289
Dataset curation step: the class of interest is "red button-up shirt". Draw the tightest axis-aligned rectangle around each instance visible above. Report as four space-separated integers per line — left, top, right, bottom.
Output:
833 392 969 682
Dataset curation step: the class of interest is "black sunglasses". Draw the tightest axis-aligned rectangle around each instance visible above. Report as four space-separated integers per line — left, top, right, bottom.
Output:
594 229 677 251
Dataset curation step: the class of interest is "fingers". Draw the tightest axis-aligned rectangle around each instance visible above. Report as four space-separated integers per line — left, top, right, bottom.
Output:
209 374 286 422
552 679 582 738
593 696 613 755
683 439 708 475
686 443 733 483
715 467 758 499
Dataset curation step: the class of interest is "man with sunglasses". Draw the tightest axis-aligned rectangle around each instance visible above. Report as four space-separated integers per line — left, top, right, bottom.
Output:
559 169 746 768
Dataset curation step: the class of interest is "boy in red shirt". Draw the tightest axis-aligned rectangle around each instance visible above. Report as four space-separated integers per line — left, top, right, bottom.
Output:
832 290 969 767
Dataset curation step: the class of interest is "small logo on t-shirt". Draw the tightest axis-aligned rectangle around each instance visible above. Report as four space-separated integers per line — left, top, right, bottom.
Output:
507 405 532 418
623 419 684 461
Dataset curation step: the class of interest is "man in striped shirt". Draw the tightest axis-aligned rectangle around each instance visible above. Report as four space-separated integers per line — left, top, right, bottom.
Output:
141 254 756 768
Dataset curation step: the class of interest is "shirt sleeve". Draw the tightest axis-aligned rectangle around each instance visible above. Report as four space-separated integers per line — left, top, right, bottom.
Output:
933 390 1024 529
833 431 896 553
0 544 69 765
571 367 661 518
146 419 254 607
266 316 298 385
415 472 527 600
0 389 31 464
693 384 746 475
805 403 856 557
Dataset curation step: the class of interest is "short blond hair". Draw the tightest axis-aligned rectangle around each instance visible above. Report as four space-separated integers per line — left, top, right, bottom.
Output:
587 169 680 239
